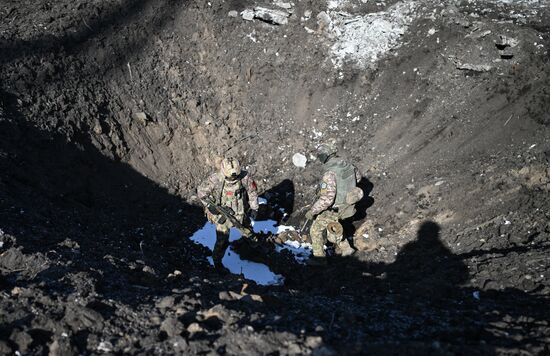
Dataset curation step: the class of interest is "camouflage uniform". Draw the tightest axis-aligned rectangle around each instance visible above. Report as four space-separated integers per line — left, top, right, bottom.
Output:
308 157 362 258
197 170 259 267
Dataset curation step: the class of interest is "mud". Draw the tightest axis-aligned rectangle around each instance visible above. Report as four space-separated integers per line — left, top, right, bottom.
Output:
1 0 550 354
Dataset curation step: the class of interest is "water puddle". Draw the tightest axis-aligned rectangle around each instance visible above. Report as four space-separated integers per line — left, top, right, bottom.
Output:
190 218 311 286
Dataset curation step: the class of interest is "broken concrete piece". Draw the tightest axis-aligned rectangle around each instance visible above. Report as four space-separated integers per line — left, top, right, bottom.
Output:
456 63 493 72
241 9 255 21
495 35 519 49
317 11 332 30
292 153 307 168
254 7 291 25
132 112 148 125
274 2 293 10
228 10 238 18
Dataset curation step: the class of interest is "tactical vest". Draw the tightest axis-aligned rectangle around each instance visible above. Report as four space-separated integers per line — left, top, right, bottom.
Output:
325 157 356 207
218 176 246 218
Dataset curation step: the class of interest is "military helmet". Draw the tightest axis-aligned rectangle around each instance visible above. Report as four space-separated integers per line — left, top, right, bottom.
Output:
316 141 338 163
221 157 241 182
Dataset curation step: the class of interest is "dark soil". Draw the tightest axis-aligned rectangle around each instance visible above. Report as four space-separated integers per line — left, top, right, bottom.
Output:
1 0 549 354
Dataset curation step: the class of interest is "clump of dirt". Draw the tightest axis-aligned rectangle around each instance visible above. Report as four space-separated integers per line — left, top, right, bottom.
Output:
1 0 549 354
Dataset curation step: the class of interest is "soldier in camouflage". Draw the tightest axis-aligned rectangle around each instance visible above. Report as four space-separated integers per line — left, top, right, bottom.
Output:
197 157 259 270
305 142 364 265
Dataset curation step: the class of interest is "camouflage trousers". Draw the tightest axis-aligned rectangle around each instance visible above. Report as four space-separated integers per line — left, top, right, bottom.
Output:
310 210 352 257
210 213 245 267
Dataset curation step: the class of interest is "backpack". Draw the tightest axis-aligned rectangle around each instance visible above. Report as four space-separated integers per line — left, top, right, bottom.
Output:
325 158 364 219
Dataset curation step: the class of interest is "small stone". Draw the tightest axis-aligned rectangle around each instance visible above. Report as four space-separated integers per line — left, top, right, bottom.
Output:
254 7 290 25
240 294 264 304
132 112 148 125
241 9 255 21
305 336 323 348
186 322 203 334
10 331 32 353
218 291 234 301
156 296 175 309
97 341 113 353
292 153 307 168
161 318 184 338
228 10 238 18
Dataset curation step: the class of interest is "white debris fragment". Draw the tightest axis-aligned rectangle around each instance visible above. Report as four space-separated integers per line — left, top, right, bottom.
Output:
276 240 312 264
435 180 445 186
274 1 293 10
504 220 511 225
456 63 493 72
292 153 308 168
428 28 437 36
258 197 268 205
241 9 255 21
326 0 420 68
254 7 291 25
97 341 113 353
317 11 333 30
473 291 480 300
228 10 239 18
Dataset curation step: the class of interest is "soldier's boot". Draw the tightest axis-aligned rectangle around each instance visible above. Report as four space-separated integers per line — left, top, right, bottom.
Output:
335 239 355 257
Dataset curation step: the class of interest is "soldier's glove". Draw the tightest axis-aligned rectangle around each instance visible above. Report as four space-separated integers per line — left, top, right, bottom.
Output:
305 210 315 221
206 203 218 215
249 209 259 221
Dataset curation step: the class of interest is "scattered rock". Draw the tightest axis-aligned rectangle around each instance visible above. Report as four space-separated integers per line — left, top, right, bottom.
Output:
240 294 264 304
132 112 149 125
186 322 203 334
228 10 238 18
156 296 176 309
241 9 255 21
97 341 113 353
456 63 493 72
254 7 291 25
305 336 323 349
161 318 184 338
292 153 307 168
10 330 32 353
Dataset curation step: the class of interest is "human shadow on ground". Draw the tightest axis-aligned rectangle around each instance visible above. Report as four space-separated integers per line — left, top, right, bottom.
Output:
259 179 295 222
217 220 550 354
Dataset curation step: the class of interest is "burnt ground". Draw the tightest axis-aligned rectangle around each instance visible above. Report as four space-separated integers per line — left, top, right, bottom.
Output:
1 0 550 354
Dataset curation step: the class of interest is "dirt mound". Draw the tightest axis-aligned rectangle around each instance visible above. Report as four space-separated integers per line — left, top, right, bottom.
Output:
1 0 549 354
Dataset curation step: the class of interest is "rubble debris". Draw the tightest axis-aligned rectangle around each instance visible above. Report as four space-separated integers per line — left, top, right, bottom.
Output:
254 7 291 25
132 112 149 125
240 7 291 25
241 9 255 21
456 63 493 72
292 153 307 168
495 35 518 59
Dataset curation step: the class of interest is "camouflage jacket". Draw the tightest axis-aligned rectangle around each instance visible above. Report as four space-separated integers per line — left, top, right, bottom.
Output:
197 171 259 216
310 158 362 216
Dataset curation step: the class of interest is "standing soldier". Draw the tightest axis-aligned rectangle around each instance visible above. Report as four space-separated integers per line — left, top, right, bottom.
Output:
197 157 259 271
305 142 364 265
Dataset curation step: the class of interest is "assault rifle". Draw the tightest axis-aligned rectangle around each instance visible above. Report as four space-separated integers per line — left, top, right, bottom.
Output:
205 199 256 240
